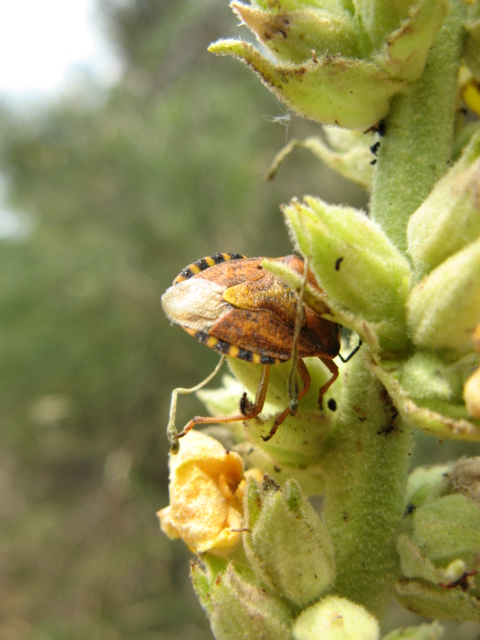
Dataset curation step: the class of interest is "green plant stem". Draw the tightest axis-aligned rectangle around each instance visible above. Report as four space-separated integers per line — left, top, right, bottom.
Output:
323 352 412 618
369 0 466 253
320 1 467 619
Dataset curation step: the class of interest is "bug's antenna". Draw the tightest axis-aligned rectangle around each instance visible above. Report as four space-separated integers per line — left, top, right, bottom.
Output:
338 338 363 363
166 355 226 454
288 256 309 415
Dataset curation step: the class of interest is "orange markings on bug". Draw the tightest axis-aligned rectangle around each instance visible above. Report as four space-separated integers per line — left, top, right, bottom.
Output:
162 254 341 446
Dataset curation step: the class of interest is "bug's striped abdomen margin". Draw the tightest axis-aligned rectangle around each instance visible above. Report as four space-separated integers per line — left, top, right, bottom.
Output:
173 253 246 284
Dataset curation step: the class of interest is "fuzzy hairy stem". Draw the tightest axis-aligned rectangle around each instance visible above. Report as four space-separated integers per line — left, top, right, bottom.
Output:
320 1 467 618
369 0 466 252
322 352 412 618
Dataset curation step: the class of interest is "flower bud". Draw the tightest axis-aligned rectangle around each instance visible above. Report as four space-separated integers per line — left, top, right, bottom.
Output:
407 131 480 276
396 493 480 620
292 595 380 640
210 0 448 129
406 236 480 352
243 476 336 608
232 2 359 64
208 39 403 129
158 431 246 557
283 196 411 353
191 559 295 640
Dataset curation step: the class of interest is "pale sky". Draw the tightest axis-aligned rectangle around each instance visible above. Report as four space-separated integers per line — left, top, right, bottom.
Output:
0 0 119 101
0 1 120 237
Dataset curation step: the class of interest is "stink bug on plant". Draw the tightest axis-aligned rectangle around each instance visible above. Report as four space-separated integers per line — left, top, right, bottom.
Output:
162 253 342 452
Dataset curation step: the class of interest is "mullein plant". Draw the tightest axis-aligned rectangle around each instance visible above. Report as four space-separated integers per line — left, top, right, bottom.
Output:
158 1 480 638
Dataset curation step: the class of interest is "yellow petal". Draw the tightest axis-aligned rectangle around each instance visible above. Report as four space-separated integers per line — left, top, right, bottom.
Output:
159 431 247 557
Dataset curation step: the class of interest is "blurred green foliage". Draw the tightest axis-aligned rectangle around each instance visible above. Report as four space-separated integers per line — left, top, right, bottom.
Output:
0 0 373 638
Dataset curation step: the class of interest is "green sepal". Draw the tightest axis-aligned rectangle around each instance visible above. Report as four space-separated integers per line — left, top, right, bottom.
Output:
252 0 356 11
405 463 450 511
370 356 480 441
407 130 480 278
399 351 465 405
414 494 480 566
464 1 480 81
236 439 327 496
395 493 480 620
375 0 447 81
232 2 359 64
243 476 336 608
381 621 444 640
209 39 404 129
191 558 295 639
395 577 480 621
406 236 480 352
267 129 375 189
352 0 411 48
398 534 471 585
283 196 411 354
196 357 339 494
292 595 380 640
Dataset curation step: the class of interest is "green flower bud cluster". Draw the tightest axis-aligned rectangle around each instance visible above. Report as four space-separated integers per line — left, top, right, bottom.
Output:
191 475 387 640
189 473 450 639
396 458 480 620
209 0 448 128
270 128 480 442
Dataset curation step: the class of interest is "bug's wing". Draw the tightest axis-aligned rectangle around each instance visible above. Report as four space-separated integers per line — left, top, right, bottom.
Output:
161 279 228 331
223 273 297 323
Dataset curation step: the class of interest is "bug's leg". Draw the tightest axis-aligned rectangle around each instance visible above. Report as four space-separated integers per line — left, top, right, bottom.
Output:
317 357 339 407
175 364 271 445
288 257 309 415
166 356 226 454
262 358 311 442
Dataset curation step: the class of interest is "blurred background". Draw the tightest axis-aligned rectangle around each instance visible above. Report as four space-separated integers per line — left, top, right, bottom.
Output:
0 1 478 639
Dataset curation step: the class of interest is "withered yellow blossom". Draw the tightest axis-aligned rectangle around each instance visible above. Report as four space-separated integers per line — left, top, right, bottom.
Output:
158 431 253 557
464 324 480 418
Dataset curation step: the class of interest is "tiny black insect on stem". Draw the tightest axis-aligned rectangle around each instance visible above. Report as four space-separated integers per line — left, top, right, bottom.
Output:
335 257 344 271
364 120 386 136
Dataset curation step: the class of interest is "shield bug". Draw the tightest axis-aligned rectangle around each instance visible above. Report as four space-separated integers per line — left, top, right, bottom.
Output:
162 252 341 451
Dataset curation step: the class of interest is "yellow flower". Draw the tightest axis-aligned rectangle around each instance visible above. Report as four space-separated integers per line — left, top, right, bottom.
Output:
464 323 480 419
158 431 253 557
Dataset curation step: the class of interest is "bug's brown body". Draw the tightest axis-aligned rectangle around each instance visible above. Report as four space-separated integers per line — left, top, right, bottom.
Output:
162 253 341 446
